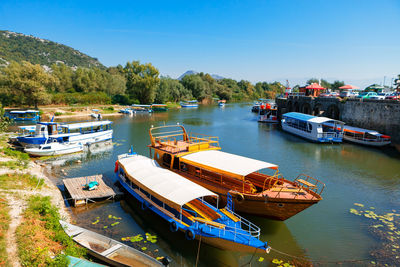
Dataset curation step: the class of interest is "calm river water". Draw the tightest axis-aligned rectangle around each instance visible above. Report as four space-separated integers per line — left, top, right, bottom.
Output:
43 104 400 266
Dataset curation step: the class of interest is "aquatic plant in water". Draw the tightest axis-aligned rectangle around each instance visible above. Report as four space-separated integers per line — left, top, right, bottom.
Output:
349 203 400 266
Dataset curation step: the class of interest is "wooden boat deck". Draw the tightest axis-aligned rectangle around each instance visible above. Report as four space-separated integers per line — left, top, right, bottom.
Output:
63 175 123 207
263 181 318 200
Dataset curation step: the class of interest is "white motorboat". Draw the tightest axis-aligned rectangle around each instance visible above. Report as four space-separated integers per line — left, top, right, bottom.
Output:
25 142 83 157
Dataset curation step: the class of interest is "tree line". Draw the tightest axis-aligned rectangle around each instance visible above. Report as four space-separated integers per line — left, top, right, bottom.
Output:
0 60 288 107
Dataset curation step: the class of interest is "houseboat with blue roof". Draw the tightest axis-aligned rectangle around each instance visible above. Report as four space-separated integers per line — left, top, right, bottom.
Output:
16 120 113 147
115 152 271 253
281 112 344 143
6 110 40 121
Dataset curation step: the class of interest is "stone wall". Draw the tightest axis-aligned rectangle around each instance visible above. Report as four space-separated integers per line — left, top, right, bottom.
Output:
276 96 400 145
340 99 400 144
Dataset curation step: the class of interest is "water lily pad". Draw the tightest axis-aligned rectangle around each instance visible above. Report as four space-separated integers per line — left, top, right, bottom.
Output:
272 259 283 264
156 256 163 260
141 247 147 251
103 226 108 229
111 222 120 227
258 257 264 262
354 203 364 207
91 219 99 225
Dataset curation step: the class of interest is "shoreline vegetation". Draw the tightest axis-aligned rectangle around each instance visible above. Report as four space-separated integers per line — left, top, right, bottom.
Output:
0 131 87 266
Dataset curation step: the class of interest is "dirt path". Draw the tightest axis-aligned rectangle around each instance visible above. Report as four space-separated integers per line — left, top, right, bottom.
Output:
5 195 24 267
1 159 71 265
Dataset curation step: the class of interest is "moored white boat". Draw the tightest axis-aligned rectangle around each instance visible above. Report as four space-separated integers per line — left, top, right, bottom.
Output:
281 112 344 143
180 100 198 108
25 142 83 156
323 123 391 147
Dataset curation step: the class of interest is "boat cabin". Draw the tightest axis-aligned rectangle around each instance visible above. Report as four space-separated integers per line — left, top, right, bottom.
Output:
282 112 344 143
6 110 40 121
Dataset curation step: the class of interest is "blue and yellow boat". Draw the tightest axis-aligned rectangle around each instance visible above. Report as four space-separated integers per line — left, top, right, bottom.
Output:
115 153 271 254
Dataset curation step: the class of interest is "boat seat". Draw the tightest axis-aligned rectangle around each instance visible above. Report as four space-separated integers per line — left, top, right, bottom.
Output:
270 187 304 193
193 217 225 229
220 208 240 222
100 244 122 257
68 229 84 237
297 179 316 188
181 209 195 222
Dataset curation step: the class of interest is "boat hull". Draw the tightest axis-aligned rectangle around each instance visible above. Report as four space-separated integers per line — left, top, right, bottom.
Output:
177 173 318 221
282 123 342 143
343 136 391 147
25 145 83 157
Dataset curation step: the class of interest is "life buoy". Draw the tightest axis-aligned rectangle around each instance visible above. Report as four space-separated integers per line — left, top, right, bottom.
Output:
114 161 119 173
185 229 195 240
236 192 245 203
169 221 179 232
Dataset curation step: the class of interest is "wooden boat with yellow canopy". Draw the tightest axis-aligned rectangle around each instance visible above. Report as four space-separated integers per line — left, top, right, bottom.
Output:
148 125 325 221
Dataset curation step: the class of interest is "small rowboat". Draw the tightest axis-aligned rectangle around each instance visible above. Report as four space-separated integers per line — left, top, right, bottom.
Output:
60 220 167 267
25 142 83 157
66 256 107 267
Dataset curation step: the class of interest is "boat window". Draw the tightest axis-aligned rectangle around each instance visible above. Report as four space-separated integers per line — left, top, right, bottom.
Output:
162 153 172 166
42 146 51 150
308 123 312 132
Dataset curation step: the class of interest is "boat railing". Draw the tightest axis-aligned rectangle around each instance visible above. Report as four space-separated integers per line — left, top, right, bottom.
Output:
294 174 325 198
263 171 285 191
197 199 260 239
318 131 342 139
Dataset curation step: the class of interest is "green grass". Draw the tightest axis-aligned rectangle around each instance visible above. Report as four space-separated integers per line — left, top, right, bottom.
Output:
166 102 181 109
1 147 30 169
0 196 10 266
16 195 86 267
0 174 44 190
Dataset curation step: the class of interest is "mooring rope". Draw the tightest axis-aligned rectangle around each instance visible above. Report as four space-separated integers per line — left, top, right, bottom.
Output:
195 235 202 267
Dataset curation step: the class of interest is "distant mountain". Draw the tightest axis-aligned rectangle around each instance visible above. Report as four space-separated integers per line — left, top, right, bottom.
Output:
178 70 225 80
0 30 104 68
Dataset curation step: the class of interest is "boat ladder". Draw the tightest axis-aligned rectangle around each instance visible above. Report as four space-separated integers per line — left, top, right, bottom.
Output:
226 192 234 212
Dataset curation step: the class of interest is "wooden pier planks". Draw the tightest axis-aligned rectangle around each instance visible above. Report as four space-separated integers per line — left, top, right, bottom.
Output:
63 175 123 206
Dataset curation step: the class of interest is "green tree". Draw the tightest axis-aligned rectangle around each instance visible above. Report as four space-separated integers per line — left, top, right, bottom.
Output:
0 104 10 132
180 75 206 100
51 63 74 92
331 80 345 91
124 61 160 104
0 61 55 108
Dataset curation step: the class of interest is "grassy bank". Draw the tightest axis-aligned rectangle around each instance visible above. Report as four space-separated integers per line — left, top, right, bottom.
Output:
0 196 10 266
16 195 86 266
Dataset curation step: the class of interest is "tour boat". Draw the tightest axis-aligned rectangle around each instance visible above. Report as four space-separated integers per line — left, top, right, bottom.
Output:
258 103 278 123
115 153 271 253
132 104 153 113
16 120 113 147
281 112 344 143
323 123 391 147
25 142 83 156
218 100 226 107
5 110 40 121
180 100 198 108
151 104 168 112
60 220 167 267
147 125 325 220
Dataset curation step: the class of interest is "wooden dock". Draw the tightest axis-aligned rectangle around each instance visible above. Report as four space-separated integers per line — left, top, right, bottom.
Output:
63 174 123 207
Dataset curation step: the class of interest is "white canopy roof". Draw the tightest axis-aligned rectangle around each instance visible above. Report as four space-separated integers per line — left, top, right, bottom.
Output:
60 121 112 130
180 150 278 178
309 117 344 124
10 110 39 114
118 155 217 209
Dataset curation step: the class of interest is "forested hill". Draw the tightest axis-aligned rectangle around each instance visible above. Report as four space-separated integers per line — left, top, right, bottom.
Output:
0 30 104 68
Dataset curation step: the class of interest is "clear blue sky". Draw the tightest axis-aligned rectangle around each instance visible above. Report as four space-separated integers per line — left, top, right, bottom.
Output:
1 0 399 87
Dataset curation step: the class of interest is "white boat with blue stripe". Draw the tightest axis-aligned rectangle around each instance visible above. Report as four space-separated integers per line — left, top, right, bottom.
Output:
16 120 113 147
281 112 344 143
115 152 271 254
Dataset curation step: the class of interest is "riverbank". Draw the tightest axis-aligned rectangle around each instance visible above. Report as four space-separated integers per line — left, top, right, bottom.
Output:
0 132 85 266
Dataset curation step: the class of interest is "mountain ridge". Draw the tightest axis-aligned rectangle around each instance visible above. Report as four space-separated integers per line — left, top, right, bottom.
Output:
0 30 104 69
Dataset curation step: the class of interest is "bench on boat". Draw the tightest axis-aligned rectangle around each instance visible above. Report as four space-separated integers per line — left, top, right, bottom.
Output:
220 208 240 222
296 179 316 188
134 189 175 218
193 217 225 229
100 244 122 257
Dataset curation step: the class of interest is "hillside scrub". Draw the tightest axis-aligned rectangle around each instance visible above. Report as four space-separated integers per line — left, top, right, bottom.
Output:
0 196 10 266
